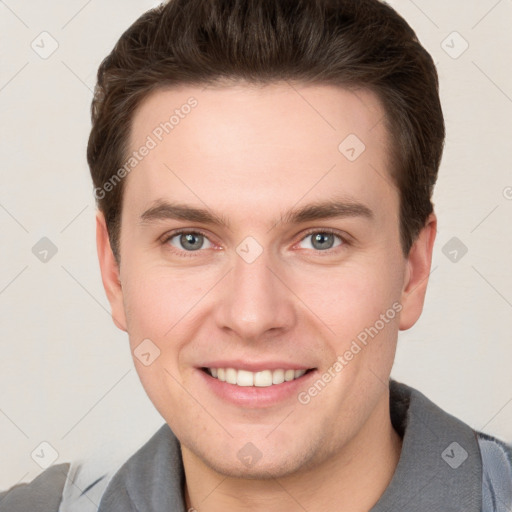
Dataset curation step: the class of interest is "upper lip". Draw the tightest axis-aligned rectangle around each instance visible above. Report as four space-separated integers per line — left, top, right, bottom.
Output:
198 360 315 372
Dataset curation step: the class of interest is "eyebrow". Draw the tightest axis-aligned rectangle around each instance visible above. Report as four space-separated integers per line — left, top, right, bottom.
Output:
139 198 374 229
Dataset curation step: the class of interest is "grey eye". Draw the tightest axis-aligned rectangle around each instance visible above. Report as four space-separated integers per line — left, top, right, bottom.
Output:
299 232 342 251
169 232 213 251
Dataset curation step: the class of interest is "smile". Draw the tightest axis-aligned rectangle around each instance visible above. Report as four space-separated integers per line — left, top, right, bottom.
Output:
203 367 312 387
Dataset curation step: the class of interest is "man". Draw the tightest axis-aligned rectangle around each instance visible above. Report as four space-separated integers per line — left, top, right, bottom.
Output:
1 0 511 510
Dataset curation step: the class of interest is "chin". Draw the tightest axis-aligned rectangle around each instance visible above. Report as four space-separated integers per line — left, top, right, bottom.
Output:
204 457 303 480
185 438 319 480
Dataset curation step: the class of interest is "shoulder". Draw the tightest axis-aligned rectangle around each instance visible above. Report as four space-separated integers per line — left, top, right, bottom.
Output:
1 459 123 512
0 463 70 512
389 379 512 511
477 431 512 512
0 449 128 512
0 424 175 512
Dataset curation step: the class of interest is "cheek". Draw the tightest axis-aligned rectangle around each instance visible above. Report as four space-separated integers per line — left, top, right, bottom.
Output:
290 258 402 344
120 267 208 420
122 265 213 341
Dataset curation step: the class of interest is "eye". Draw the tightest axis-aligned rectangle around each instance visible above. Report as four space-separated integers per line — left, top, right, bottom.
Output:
164 230 213 252
298 229 345 251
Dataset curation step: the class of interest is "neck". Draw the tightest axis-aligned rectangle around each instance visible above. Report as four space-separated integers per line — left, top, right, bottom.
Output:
182 392 402 512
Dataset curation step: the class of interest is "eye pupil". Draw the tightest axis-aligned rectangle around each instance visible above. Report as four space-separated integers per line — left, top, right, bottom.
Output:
181 233 203 250
312 232 335 250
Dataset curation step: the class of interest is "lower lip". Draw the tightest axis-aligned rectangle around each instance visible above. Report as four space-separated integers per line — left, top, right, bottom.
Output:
197 369 317 408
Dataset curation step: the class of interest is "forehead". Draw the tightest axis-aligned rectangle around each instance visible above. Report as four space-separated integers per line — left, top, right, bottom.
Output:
123 82 397 227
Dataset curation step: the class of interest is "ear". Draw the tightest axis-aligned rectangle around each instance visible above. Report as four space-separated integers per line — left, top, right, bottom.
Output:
399 212 437 331
96 211 127 332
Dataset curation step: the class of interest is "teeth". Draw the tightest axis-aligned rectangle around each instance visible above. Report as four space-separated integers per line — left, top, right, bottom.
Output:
254 370 272 387
272 369 285 385
225 368 237 385
284 369 295 381
237 369 254 387
206 367 308 387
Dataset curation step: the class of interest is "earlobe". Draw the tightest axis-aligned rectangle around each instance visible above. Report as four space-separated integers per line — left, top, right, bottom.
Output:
399 213 437 331
96 211 128 332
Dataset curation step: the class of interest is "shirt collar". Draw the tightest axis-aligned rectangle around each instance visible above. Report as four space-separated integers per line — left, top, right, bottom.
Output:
370 380 482 511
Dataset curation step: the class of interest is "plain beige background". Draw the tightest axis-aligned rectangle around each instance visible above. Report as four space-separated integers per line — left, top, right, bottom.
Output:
0 0 511 489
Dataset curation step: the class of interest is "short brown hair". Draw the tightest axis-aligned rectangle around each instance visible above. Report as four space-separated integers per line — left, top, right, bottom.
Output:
87 0 444 263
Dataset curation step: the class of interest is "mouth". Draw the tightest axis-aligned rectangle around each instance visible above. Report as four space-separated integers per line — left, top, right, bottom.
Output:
201 367 315 387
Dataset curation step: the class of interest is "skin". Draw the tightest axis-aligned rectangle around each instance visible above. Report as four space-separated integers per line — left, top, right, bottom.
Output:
96 82 436 511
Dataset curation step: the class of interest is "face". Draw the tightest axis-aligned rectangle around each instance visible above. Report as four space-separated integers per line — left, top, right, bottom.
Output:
97 82 435 478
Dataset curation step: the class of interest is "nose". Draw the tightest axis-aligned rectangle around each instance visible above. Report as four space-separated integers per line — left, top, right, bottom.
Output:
214 243 296 342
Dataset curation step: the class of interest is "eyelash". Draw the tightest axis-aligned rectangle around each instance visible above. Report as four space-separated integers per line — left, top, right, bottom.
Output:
160 228 349 257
